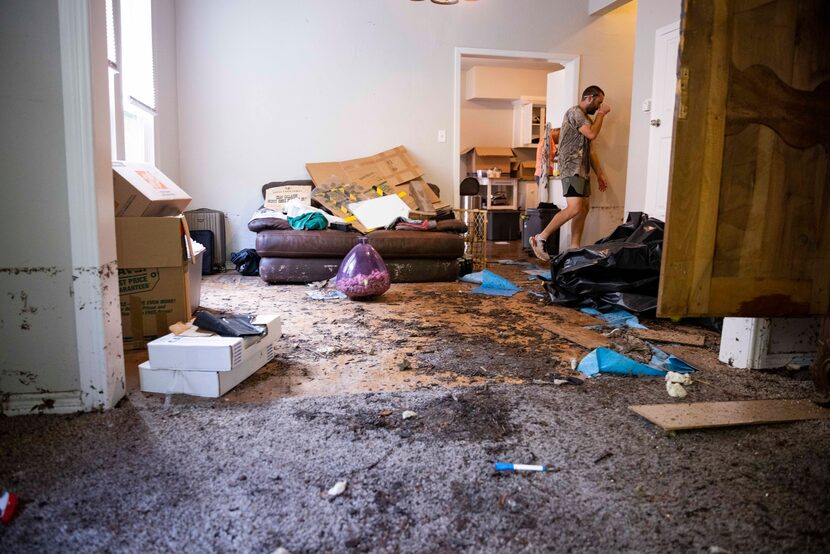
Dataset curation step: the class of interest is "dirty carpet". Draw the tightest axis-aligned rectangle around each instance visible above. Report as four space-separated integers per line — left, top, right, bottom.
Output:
2 249 829 553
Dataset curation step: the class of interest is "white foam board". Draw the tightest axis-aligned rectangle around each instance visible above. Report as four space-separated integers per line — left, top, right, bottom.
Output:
139 341 275 397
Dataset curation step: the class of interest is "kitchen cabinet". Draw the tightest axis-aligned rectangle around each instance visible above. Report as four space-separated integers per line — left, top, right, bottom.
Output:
512 97 545 147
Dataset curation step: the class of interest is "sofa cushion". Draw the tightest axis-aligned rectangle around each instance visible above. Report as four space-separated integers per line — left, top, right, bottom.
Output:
256 229 464 259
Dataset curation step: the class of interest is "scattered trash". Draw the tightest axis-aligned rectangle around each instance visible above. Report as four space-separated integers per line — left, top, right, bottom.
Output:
468 270 522 297
1 488 18 525
192 312 265 337
593 452 614 464
271 548 291 554
494 462 551 472
496 259 537 267
570 358 577 370
459 271 484 284
578 347 667 378
402 410 417 420
305 289 347 300
580 308 648 329
532 372 583 386
315 346 336 355
525 269 552 280
307 279 330 289
666 371 693 398
604 328 622 337
526 291 546 299
327 481 347 497
649 345 696 374
709 547 732 554
378 409 393 417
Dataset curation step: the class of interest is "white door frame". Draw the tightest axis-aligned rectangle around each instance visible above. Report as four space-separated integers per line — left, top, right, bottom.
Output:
452 47 580 210
643 20 680 221
60 0 125 413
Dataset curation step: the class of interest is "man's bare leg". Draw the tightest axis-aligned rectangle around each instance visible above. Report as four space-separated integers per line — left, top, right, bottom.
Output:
568 197 590 248
530 196 590 261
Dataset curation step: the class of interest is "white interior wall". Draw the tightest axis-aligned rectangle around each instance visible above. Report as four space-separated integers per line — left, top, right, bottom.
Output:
460 66 550 152
0 0 81 396
623 0 681 215
172 0 638 252
152 0 181 182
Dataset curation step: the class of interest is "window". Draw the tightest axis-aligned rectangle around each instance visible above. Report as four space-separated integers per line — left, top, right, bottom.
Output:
105 0 156 164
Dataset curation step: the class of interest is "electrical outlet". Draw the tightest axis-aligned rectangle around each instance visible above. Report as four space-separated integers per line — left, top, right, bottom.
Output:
437 129 446 143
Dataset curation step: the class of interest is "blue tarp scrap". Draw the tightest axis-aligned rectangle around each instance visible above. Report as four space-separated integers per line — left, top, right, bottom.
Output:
459 271 484 285
523 269 552 280
649 344 696 373
577 347 668 378
468 270 522 297
580 308 649 329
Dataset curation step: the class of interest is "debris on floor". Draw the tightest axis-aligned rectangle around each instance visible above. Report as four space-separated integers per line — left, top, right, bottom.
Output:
305 289 347 300
494 462 550 472
665 371 693 398
629 399 830 431
467 270 522 297
577 347 668 378
1 488 18 525
401 410 417 420
327 481 348 497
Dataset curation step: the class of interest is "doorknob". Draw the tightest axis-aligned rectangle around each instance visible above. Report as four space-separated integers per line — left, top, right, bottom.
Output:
650 119 662 127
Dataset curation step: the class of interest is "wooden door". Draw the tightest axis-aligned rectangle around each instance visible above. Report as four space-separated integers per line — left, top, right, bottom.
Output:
658 0 830 318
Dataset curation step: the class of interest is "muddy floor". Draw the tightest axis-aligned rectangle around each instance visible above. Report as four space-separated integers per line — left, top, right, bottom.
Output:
2 243 829 552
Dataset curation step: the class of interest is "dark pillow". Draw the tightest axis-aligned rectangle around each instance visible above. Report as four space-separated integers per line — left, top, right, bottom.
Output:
248 217 292 233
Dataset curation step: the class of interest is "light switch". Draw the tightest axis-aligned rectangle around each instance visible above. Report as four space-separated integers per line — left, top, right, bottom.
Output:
641 99 652 112
437 130 447 143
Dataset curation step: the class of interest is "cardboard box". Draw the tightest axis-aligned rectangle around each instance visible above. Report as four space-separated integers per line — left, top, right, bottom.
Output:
147 315 282 371
462 147 515 173
138 341 276 398
517 160 536 180
264 184 313 213
112 161 192 217
116 216 199 348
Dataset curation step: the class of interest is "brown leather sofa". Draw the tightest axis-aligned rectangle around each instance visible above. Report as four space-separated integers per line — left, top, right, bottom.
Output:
252 181 465 284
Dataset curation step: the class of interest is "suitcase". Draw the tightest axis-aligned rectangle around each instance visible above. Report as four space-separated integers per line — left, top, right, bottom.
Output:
189 230 215 275
522 205 561 257
184 209 226 272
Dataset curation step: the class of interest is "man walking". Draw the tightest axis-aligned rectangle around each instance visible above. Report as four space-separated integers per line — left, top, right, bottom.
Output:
530 85 610 262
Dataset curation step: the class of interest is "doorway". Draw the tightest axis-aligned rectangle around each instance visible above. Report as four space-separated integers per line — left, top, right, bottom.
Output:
452 48 580 253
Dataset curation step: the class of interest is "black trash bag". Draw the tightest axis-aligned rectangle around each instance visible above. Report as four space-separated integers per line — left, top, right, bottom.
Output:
544 213 664 315
230 248 260 276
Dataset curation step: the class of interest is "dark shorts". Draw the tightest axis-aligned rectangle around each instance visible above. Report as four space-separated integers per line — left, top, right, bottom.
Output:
562 175 590 198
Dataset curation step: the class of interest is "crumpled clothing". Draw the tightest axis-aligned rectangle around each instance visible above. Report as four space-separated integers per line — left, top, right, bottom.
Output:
283 197 346 225
288 211 328 230
387 216 437 231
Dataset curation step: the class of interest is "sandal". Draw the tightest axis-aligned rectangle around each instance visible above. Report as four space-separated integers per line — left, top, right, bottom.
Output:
530 234 550 262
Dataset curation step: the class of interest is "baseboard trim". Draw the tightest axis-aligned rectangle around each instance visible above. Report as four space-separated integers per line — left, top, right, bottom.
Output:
1 391 85 416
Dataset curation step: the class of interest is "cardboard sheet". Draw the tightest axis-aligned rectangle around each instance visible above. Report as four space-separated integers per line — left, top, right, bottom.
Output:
306 146 423 189
629 399 830 431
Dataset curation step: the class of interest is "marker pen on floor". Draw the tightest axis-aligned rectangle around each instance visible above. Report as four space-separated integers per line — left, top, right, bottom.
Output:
494 462 550 472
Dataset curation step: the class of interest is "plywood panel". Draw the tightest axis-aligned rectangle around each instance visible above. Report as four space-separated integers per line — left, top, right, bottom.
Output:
630 399 830 431
658 0 830 317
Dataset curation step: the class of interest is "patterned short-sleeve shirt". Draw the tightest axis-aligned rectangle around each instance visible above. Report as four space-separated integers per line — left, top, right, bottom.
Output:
557 106 592 179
